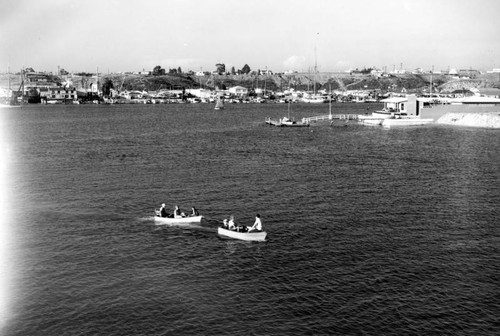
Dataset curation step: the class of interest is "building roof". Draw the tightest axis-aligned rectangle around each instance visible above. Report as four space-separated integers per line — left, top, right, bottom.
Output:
381 97 408 103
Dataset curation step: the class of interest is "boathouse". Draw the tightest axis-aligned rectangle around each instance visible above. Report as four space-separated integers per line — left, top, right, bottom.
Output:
40 87 78 103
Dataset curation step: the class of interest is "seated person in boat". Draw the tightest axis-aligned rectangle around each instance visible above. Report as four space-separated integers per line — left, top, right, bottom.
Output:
247 214 262 232
222 219 228 228
190 206 199 217
174 205 186 218
228 215 236 230
159 203 168 217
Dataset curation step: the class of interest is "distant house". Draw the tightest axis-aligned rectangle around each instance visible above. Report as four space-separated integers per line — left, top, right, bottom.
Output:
458 69 480 78
228 86 248 96
259 69 273 75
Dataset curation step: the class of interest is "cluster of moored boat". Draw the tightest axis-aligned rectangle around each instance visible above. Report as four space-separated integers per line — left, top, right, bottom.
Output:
266 94 439 128
154 208 267 242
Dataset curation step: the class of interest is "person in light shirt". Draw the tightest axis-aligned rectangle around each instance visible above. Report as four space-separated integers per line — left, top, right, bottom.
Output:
248 214 262 232
227 215 236 230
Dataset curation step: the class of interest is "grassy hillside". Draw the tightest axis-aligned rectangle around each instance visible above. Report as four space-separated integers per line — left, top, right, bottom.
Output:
2 71 498 94
101 72 453 93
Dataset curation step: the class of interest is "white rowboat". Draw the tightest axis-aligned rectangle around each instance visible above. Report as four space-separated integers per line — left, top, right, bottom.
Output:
217 227 267 242
154 214 203 224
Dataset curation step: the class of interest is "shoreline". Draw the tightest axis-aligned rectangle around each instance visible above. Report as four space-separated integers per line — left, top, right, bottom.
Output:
437 112 500 128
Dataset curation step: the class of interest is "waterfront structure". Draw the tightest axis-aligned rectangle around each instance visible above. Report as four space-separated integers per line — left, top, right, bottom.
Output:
228 86 248 97
40 87 78 103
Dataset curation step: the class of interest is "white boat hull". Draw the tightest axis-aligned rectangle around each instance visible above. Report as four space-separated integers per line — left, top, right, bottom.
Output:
360 118 384 126
359 115 434 127
265 117 309 127
154 215 203 224
302 98 325 104
382 118 434 127
217 227 267 241
372 111 399 119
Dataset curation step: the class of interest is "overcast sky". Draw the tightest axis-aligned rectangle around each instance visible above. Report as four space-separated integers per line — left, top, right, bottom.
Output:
1 0 499 73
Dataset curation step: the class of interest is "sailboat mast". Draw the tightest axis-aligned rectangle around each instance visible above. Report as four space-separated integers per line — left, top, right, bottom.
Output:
329 83 332 117
430 72 432 98
314 47 317 95
264 66 267 96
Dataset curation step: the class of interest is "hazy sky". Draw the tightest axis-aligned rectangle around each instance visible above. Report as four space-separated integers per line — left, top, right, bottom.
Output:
1 0 499 73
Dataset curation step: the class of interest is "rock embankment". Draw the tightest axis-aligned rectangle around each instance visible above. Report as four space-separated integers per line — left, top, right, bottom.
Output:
437 112 500 128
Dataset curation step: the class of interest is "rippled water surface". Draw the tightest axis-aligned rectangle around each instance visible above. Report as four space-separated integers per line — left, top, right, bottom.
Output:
2 103 499 335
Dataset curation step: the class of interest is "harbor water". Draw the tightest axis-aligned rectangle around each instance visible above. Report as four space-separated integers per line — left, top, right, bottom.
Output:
1 102 499 335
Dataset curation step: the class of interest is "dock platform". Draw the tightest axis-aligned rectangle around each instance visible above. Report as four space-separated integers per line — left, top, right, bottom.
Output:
302 114 359 123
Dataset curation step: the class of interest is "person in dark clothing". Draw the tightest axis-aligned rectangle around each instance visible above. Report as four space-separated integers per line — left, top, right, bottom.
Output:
160 203 168 217
191 206 199 216
174 205 181 218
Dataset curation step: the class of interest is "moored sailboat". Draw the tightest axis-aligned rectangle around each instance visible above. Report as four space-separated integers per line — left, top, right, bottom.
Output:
214 97 224 110
265 100 310 127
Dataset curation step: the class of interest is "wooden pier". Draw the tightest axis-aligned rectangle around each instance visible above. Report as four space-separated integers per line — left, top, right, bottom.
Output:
302 114 359 123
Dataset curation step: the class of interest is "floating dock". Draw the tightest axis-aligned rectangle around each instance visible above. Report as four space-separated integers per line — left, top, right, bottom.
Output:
301 114 359 123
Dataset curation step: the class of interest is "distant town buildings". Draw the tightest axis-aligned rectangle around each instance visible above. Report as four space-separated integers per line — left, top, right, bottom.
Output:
1 64 499 105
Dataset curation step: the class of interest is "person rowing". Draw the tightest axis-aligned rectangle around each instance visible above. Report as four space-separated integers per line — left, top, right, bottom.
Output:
190 206 199 217
247 214 262 232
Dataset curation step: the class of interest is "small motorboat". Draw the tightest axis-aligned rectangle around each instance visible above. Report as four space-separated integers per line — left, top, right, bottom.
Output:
265 117 309 127
154 209 203 224
217 227 267 242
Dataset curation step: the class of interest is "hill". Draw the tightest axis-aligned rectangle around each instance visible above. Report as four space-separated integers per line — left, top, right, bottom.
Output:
2 71 498 94
100 72 500 94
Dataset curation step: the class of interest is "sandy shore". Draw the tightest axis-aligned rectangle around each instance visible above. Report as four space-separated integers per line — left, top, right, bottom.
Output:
437 112 500 128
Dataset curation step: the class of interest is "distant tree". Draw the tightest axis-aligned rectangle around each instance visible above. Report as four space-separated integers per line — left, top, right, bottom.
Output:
169 68 177 74
102 78 114 97
153 65 165 76
59 68 69 75
231 66 236 75
75 72 93 76
23 67 35 74
215 63 225 75
177 66 182 74
241 64 251 74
